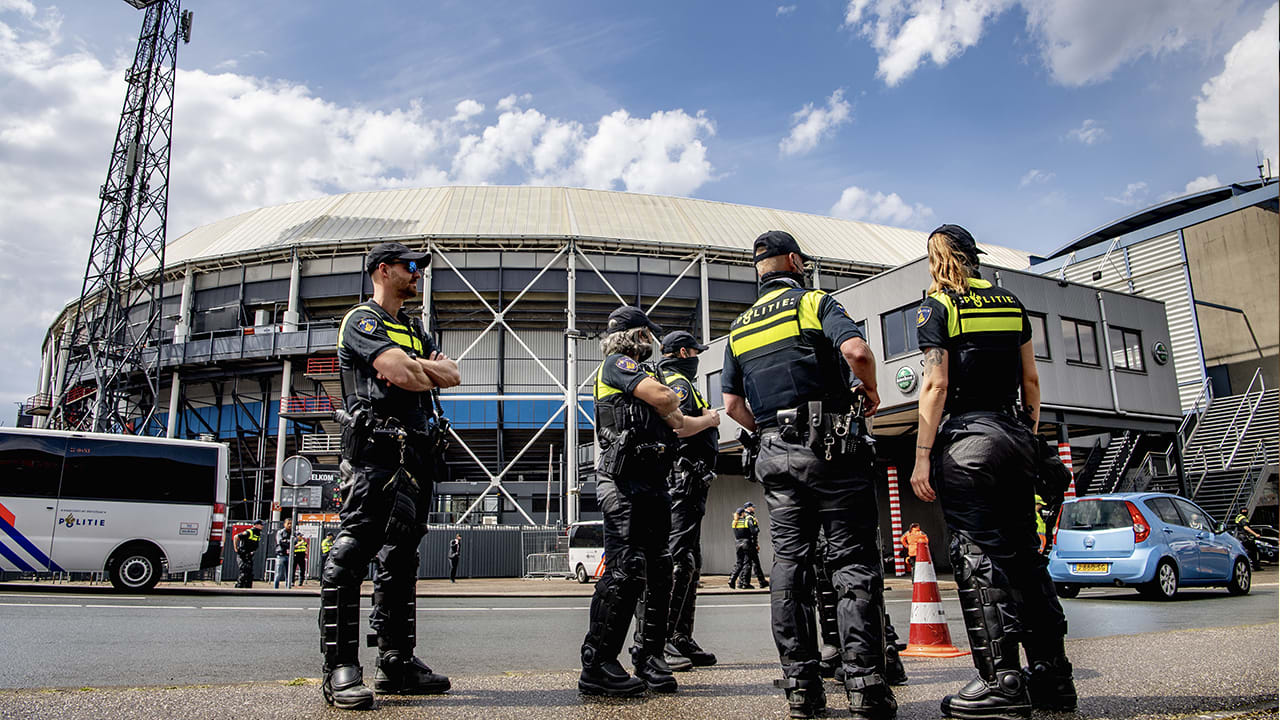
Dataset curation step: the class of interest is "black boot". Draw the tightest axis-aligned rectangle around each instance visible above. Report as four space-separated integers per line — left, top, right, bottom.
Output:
632 647 678 693
663 641 695 671
774 677 827 720
670 636 717 667
845 673 898 720
883 645 908 686
819 644 841 679
1024 653 1077 711
941 669 1029 720
579 657 645 697
322 664 375 710
372 651 450 694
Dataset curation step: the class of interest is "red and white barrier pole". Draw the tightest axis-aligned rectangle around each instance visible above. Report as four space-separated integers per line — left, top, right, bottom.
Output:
1059 441 1076 498
887 465 906 577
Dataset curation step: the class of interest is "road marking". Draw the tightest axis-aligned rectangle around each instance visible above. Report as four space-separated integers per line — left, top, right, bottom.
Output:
201 606 306 611
0 593 143 600
85 604 197 609
0 602 83 607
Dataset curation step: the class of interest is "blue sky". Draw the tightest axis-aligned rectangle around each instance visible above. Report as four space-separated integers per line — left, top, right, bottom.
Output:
0 0 1277 408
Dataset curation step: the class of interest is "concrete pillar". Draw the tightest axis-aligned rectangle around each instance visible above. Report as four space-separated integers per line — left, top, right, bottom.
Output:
887 465 906 577
34 340 53 428
166 372 181 438
423 243 433 328
173 269 195 344
1057 424 1076 498
272 251 303 522
699 253 711 344
565 244 579 525
50 330 70 428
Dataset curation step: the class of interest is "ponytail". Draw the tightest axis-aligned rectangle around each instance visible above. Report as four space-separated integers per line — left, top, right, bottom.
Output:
927 232 974 296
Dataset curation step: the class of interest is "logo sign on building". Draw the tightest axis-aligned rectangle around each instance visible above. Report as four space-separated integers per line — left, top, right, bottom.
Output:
281 486 323 509
895 366 917 393
1151 341 1169 365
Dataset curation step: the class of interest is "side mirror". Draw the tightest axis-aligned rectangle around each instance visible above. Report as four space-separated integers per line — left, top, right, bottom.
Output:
1215 522 1226 535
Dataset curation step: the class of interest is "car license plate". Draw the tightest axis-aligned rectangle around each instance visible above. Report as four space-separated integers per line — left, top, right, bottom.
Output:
1074 563 1108 573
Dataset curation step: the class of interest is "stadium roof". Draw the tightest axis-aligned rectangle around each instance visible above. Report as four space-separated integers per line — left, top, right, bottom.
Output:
159 186 1031 271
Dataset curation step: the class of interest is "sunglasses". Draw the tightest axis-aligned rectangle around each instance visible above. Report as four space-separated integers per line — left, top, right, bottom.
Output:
400 260 420 273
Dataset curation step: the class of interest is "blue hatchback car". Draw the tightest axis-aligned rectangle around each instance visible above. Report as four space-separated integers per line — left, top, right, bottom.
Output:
1048 492 1252 600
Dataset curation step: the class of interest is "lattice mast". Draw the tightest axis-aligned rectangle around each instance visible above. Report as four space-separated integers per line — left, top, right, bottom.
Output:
56 0 191 432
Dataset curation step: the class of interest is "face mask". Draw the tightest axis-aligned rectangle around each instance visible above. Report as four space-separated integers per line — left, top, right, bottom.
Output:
760 269 806 288
668 355 699 378
635 343 653 362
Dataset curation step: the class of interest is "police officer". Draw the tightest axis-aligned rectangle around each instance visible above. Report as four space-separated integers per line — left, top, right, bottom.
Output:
293 534 309 586
273 517 293 589
319 242 461 710
910 224 1075 718
655 330 721 669
723 230 895 720
1234 511 1263 569
743 504 769 588
729 508 754 589
233 520 263 588
579 306 684 697
321 533 335 567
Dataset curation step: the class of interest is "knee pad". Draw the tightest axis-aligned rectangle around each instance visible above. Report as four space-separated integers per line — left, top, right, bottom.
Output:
322 535 369 586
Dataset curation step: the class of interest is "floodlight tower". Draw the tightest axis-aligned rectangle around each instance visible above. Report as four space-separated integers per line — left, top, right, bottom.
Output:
54 0 192 432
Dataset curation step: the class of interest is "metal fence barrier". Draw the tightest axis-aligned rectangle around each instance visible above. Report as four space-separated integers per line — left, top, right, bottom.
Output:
523 552 570 579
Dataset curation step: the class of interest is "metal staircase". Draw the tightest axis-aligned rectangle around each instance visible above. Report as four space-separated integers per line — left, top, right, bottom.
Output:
1095 431 1142 494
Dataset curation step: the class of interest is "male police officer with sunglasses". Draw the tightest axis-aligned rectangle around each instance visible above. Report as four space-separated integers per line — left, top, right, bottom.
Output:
319 242 461 710
722 231 895 720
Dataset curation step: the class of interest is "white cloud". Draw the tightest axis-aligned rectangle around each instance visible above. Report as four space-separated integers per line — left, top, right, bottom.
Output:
1105 181 1149 206
1195 3 1279 165
830 185 935 228
1159 174 1222 201
450 98 485 122
496 93 532 111
0 11 718 407
843 0 1238 87
0 0 35 17
777 5 798 16
779 89 852 156
1019 168 1054 187
1066 119 1105 145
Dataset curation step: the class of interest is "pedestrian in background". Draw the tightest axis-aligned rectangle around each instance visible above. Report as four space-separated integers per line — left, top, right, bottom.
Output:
728 508 753 589
233 520 263 588
899 523 928 574
294 534 309 586
448 534 461 583
742 503 768 589
321 532 335 568
273 517 293 589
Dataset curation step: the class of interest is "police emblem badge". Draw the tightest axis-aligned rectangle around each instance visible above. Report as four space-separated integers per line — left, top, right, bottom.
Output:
357 317 378 333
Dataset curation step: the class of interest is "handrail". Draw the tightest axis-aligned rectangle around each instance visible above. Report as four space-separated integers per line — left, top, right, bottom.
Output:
1176 376 1214 450
1217 367 1264 460
1224 371 1268 468
1224 439 1268 522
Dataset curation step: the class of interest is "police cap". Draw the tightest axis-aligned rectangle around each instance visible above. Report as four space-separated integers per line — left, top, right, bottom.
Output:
606 306 662 334
752 230 813 264
661 330 709 355
252 519 264 526
930 224 986 259
366 242 429 274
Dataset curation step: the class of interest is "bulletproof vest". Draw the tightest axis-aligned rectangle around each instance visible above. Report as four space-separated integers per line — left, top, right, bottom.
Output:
593 358 673 447
727 283 852 426
732 516 751 539
658 361 718 466
337 301 429 429
928 278 1025 413
295 538 307 553
321 538 334 553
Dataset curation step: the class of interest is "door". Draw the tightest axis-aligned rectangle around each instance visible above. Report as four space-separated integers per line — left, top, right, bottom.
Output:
1144 497 1200 580
0 432 67 572
1173 498 1232 580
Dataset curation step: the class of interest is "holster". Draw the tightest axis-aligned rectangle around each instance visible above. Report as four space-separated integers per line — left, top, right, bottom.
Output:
384 468 421 545
337 407 373 462
737 429 761 482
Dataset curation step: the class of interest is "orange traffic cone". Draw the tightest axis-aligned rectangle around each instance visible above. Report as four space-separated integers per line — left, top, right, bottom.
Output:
900 541 969 658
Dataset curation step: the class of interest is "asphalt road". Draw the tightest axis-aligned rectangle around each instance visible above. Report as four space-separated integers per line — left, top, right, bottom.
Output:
0 582 1275 689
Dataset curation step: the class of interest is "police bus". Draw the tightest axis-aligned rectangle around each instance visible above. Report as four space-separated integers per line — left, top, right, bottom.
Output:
568 520 605 584
0 427 228 592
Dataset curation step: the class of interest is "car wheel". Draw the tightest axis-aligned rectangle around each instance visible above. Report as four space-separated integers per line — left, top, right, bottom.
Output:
108 546 162 593
1141 560 1178 600
1227 557 1252 596
576 564 589 584
1055 583 1080 599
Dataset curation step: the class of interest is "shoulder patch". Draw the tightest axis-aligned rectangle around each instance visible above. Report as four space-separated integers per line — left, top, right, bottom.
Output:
357 317 378 333
615 356 639 372
916 306 932 327
673 384 689 402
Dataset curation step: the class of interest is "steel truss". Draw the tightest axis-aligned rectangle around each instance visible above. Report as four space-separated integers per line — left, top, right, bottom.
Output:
430 240 710 526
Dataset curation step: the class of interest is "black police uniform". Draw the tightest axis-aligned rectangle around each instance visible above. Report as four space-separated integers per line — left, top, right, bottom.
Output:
579 352 678 695
744 511 768 587
722 274 895 717
729 512 754 589
234 526 261 588
814 528 907 685
657 356 718 665
917 274 1074 715
319 299 450 708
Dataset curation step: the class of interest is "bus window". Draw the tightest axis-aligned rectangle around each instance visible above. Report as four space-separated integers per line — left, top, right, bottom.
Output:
60 438 218 504
0 433 66 498
569 523 603 549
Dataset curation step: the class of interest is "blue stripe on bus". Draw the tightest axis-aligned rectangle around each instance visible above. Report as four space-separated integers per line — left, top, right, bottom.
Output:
0 537 36 572
0 517 63 572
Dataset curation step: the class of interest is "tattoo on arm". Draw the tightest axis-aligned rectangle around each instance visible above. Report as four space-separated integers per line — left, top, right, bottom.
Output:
922 348 943 376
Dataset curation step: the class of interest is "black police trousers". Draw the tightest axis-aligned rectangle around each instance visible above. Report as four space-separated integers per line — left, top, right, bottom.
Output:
582 473 673 668
756 430 887 683
236 552 255 588
934 412 1068 672
320 438 434 666
667 466 712 642
730 539 753 587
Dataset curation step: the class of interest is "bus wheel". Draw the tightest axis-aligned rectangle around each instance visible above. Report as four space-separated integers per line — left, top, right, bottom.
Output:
576 564 589 584
108 545 163 593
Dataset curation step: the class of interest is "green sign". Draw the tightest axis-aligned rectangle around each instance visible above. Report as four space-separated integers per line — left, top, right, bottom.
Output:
1152 341 1169 366
896 366 917 393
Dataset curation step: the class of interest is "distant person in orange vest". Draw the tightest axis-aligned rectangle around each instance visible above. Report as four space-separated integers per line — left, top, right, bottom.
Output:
900 523 929 573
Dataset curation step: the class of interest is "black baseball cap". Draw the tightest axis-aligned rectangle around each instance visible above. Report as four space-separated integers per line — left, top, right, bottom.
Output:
930 224 986 258
252 519 263 526
752 230 813 264
743 502 755 509
365 242 429 274
661 330 709 355
606 305 662 334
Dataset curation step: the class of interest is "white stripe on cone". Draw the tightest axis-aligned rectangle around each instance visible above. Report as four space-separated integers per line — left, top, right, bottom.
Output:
909 601 948 625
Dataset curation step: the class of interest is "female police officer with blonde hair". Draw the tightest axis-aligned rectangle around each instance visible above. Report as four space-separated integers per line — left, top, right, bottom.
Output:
909 225 1076 719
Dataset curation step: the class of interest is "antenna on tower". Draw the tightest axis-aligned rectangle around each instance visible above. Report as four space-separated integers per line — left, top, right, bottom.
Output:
50 0 191 433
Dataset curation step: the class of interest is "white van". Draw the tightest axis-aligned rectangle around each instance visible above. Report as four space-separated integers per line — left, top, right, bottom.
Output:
568 520 605 583
0 427 229 592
